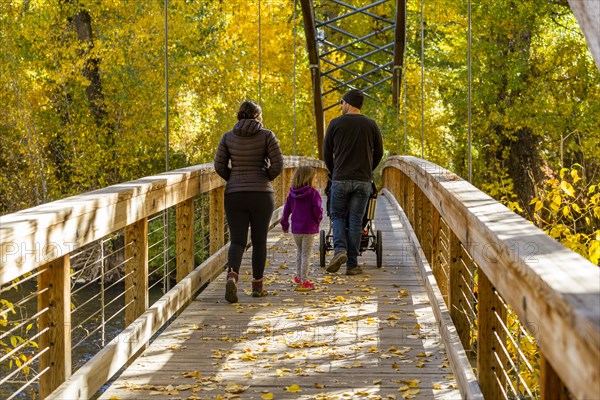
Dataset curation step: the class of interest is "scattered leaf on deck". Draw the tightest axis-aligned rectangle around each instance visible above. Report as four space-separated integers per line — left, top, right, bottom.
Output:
285 384 302 392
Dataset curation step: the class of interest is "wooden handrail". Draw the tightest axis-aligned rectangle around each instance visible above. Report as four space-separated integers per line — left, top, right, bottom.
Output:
382 156 600 400
0 157 324 286
0 155 327 399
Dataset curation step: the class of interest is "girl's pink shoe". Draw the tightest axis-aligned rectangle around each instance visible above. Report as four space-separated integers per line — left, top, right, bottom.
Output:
296 281 314 291
294 276 301 284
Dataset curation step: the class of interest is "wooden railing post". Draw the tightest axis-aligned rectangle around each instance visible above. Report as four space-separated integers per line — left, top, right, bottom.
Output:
421 192 432 263
389 168 401 203
176 199 195 282
414 186 422 243
125 218 148 325
282 168 294 206
540 355 568 399
402 170 409 210
448 231 470 347
38 255 71 399
407 180 415 226
431 207 441 285
210 186 225 254
477 270 507 398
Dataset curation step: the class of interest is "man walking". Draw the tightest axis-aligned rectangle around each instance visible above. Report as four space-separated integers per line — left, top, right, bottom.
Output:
324 89 384 275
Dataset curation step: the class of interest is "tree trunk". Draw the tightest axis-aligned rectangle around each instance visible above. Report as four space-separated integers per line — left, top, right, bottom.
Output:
65 2 119 184
504 128 544 216
73 10 107 126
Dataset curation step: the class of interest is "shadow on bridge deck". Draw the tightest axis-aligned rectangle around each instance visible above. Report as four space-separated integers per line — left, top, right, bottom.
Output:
99 195 461 399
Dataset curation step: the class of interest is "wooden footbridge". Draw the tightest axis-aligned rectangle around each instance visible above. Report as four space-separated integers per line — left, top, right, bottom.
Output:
2 1 600 399
1 156 598 399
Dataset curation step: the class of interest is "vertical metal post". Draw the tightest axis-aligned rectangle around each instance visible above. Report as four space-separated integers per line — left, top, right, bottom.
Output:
420 0 425 159
467 0 473 182
164 0 171 293
293 0 297 155
258 0 262 105
100 240 105 347
164 0 169 172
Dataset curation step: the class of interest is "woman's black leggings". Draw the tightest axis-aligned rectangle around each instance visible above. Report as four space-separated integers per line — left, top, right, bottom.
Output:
224 192 275 280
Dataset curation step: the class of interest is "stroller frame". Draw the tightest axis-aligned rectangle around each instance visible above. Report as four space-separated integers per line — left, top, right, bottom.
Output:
319 182 383 269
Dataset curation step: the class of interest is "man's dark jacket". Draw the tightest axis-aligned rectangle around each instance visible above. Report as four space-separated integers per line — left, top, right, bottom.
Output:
324 113 383 182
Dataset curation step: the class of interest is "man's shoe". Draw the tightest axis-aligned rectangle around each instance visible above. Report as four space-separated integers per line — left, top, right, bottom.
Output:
327 252 348 273
346 267 363 276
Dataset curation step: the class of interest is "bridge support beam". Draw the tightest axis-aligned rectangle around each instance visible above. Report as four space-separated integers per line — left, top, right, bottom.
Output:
392 0 407 105
300 0 325 160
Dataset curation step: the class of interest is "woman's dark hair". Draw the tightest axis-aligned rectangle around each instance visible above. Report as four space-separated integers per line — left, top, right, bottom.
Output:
237 100 262 120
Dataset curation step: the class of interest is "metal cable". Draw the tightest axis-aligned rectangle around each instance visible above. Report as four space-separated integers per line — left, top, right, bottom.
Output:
468 0 473 182
258 0 262 105
164 0 170 172
420 0 425 159
293 0 297 155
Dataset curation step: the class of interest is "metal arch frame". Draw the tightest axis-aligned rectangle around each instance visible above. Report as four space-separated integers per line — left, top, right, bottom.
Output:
393 0 407 106
300 0 325 160
300 0 407 159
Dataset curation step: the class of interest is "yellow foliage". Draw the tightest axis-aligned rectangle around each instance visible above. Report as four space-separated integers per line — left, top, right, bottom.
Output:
531 165 599 265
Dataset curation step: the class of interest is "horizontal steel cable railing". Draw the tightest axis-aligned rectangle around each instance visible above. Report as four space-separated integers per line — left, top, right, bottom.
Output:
0 156 327 399
382 156 599 400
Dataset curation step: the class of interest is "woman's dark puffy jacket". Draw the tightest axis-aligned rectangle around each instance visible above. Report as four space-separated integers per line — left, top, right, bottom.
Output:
214 118 284 194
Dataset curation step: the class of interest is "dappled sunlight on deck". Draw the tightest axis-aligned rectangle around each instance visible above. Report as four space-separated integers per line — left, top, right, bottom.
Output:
98 196 461 399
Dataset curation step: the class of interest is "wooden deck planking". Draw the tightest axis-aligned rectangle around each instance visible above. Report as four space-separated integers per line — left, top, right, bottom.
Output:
99 195 461 399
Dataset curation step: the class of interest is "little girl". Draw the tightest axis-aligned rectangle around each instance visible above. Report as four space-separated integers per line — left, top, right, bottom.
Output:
281 166 323 291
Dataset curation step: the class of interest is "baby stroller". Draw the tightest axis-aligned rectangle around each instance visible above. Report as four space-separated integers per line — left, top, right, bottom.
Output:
319 181 383 269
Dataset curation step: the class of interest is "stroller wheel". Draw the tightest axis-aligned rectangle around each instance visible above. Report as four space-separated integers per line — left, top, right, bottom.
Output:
320 230 327 268
376 230 383 268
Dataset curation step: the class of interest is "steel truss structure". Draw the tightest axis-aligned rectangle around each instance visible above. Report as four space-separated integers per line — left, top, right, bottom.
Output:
300 0 406 159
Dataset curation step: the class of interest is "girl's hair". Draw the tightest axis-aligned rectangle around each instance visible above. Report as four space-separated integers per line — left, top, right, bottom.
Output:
237 100 262 120
292 166 317 189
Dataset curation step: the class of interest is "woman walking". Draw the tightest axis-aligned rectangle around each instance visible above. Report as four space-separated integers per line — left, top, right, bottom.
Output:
214 100 284 303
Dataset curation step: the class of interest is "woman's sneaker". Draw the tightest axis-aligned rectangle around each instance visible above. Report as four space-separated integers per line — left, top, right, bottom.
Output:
225 271 239 303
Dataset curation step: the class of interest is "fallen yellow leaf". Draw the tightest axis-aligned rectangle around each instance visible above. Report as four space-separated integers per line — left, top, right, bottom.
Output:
225 382 248 394
285 384 302 392
261 393 274 399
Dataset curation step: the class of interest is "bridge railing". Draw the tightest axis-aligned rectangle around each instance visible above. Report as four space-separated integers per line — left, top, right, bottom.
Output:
382 156 600 400
0 156 327 400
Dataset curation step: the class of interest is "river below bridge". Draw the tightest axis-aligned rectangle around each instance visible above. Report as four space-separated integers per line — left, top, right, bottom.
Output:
1 281 164 399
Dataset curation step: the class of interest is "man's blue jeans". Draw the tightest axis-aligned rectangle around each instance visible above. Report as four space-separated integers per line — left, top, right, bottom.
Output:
330 180 371 268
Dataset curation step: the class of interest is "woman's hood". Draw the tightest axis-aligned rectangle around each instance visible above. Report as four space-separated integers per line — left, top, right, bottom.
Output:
233 119 263 137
